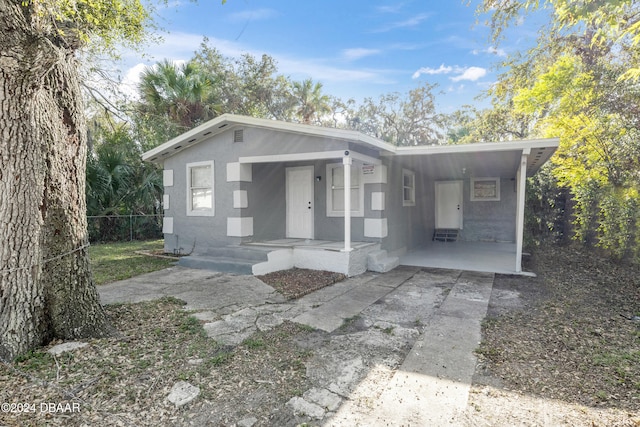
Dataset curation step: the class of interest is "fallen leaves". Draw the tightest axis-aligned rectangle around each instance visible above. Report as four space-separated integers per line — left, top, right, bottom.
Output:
475 244 640 417
257 268 346 299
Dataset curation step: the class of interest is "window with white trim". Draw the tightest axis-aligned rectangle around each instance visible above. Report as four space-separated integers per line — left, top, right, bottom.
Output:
326 163 364 217
402 169 416 206
470 177 500 201
187 161 215 216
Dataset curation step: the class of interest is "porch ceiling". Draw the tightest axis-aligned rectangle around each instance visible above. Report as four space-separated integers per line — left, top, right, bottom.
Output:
391 138 559 179
401 145 556 180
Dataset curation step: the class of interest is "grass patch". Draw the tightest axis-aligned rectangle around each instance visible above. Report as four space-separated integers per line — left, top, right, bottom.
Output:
243 338 265 349
89 239 175 285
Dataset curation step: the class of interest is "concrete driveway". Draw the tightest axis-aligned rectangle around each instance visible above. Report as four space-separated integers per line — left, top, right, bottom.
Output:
98 265 494 425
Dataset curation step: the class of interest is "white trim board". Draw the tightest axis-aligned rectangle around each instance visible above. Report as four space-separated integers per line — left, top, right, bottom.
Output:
239 150 381 165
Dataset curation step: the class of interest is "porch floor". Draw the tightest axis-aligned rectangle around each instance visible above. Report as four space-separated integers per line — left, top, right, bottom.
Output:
400 241 533 276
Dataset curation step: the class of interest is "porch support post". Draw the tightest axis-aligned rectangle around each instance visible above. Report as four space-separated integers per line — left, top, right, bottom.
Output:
515 149 529 272
342 152 353 252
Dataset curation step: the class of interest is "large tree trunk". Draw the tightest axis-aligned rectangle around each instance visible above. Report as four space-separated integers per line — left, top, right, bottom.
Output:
0 0 113 361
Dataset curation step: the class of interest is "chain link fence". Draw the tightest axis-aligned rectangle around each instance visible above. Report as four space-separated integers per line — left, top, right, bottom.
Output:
87 214 163 242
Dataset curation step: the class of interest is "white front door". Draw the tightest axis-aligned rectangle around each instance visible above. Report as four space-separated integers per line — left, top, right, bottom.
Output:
286 166 314 239
435 180 463 229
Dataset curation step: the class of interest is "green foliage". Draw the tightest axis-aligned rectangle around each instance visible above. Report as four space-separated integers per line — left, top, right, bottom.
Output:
513 54 640 259
346 83 444 145
86 115 163 241
132 43 446 150
137 59 221 138
445 104 532 144
524 166 568 247
292 78 331 124
24 0 151 55
479 1 640 80
596 186 639 259
474 0 640 262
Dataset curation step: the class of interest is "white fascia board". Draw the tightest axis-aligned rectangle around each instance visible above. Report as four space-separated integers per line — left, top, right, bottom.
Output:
142 114 235 162
239 150 381 165
390 138 560 156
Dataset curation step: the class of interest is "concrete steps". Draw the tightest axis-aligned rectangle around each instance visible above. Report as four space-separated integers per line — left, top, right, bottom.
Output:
433 228 459 242
178 245 269 275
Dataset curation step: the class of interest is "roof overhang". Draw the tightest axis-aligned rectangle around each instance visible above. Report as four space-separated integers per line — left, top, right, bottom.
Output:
390 138 559 177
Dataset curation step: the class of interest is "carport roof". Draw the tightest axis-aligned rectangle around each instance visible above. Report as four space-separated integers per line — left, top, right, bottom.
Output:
142 113 559 176
391 139 559 177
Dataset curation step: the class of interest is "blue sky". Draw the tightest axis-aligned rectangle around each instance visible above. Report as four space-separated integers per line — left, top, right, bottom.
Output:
120 0 543 112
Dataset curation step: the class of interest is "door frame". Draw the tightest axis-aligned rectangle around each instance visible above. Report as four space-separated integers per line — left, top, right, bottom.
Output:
435 180 463 229
285 165 315 239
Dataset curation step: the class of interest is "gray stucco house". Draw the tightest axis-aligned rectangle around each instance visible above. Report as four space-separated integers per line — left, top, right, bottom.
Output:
142 114 558 276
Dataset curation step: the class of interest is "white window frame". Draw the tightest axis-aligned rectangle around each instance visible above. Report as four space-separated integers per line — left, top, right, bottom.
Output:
402 169 416 207
186 161 215 216
470 177 501 202
326 162 364 217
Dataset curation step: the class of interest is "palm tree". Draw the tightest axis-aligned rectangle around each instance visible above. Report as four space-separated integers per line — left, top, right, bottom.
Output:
138 60 221 130
292 78 331 124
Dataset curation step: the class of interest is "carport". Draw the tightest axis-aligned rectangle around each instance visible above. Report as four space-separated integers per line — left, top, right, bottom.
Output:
387 139 558 275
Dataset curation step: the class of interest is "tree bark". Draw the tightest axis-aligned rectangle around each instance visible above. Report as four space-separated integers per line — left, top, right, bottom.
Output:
0 0 113 361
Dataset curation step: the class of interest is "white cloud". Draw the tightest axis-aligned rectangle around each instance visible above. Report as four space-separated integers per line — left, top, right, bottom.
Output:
119 63 147 100
472 46 507 57
375 3 405 14
450 66 486 82
412 64 453 79
374 13 431 32
341 48 381 61
413 64 487 82
487 46 507 57
276 56 393 84
228 8 277 23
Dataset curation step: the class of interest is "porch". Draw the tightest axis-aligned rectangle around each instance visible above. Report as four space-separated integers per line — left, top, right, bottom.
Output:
399 241 534 276
245 238 387 277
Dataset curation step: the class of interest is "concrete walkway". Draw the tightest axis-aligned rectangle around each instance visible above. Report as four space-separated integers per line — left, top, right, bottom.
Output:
292 267 419 332
328 271 494 425
98 265 494 425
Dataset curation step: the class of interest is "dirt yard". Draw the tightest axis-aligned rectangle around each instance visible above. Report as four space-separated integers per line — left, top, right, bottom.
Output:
0 243 638 426
463 244 640 426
